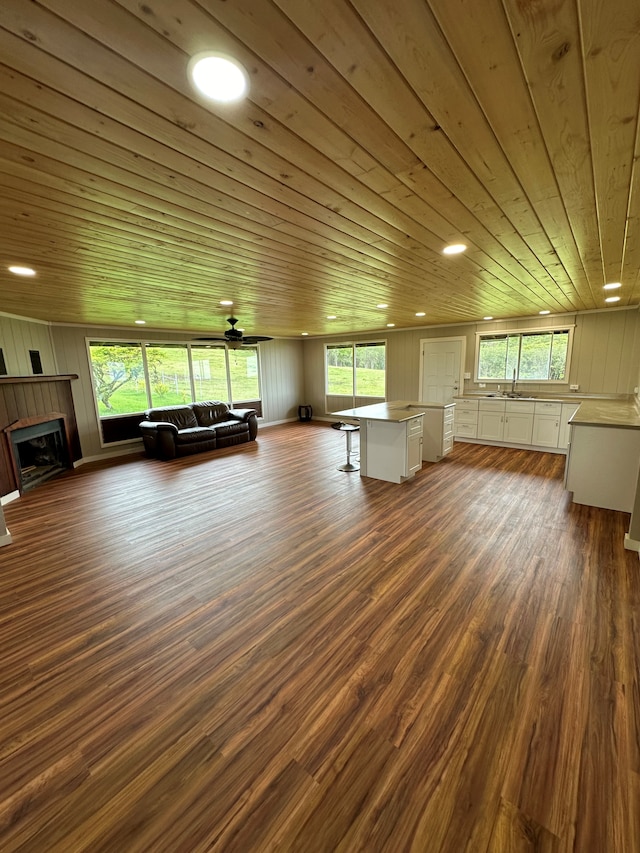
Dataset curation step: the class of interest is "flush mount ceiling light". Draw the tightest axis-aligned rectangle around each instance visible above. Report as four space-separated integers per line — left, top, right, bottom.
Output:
8 265 36 276
135 319 146 325
327 315 337 319
603 282 622 290
442 243 467 255
219 299 234 306
188 52 249 103
386 323 395 328
483 316 493 320
376 303 388 309
605 296 621 303
415 312 426 317
539 310 551 315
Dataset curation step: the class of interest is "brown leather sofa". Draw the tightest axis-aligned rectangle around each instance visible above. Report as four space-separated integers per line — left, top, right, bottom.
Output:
139 401 258 460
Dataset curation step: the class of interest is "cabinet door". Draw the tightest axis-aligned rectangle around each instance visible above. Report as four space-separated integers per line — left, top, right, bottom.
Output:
532 415 560 447
504 412 533 444
407 433 423 475
478 410 504 440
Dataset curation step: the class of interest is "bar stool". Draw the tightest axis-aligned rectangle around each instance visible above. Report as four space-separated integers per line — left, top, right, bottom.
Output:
331 422 360 472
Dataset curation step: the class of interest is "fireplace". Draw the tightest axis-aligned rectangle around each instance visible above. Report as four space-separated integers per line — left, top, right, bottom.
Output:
4 413 72 493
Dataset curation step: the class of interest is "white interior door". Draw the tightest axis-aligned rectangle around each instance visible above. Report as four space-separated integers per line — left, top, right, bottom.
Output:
420 338 464 404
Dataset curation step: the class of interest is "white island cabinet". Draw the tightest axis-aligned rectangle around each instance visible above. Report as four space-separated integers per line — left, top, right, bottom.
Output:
331 401 426 484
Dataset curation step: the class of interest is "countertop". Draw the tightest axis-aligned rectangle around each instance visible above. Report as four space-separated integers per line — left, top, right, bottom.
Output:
569 398 640 429
332 401 446 422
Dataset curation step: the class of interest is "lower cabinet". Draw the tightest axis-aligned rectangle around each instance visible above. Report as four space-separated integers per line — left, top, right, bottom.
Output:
454 397 582 453
504 411 534 444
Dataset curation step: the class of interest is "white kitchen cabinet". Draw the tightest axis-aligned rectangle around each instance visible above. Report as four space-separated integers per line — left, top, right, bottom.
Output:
532 402 562 447
412 403 456 462
477 399 505 441
565 424 640 511
454 398 479 439
360 414 424 483
504 412 534 443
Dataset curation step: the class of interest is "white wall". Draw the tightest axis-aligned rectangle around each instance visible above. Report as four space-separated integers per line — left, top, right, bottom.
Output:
0 314 58 376
303 308 640 418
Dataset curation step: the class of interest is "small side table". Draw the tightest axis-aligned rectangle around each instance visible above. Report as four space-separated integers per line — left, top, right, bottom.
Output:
331 422 360 472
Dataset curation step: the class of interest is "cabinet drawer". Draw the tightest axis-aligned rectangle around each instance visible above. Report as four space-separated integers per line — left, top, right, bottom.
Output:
442 435 454 454
455 398 479 409
534 401 562 415
479 399 506 411
407 417 423 436
456 422 478 438
455 407 479 423
444 409 455 424
505 400 535 413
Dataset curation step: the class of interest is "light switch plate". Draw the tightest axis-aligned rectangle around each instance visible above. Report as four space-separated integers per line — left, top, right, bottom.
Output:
570 384 579 391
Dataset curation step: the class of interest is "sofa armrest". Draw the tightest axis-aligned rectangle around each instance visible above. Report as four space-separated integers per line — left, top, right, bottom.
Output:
230 408 258 440
139 420 179 459
139 419 179 435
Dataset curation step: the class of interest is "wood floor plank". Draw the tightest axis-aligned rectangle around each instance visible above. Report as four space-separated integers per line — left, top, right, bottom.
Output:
0 423 638 851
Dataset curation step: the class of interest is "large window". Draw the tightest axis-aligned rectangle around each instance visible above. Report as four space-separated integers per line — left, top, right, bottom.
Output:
476 327 572 383
88 340 262 419
326 341 386 397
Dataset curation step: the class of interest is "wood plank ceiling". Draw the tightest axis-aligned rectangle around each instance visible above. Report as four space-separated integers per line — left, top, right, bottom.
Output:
0 0 639 339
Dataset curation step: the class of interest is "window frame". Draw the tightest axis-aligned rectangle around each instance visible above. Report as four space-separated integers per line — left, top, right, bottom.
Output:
325 339 387 402
86 337 263 445
474 324 575 384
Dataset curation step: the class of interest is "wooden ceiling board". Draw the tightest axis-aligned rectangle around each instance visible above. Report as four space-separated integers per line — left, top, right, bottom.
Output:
0 0 637 337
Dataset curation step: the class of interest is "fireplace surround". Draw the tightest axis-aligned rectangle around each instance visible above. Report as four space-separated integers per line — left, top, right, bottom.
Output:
5 414 71 493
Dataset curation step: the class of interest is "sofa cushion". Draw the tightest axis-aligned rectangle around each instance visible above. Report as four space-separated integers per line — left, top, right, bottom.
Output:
214 420 249 438
174 426 217 445
145 405 198 430
192 401 230 427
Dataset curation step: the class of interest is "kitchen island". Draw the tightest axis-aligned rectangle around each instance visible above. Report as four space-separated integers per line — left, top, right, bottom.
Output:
331 401 427 483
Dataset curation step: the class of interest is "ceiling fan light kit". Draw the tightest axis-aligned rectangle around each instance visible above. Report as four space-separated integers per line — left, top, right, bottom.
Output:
194 317 273 347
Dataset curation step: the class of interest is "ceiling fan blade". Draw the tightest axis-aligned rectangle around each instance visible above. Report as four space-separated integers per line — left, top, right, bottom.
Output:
193 336 228 342
242 335 273 343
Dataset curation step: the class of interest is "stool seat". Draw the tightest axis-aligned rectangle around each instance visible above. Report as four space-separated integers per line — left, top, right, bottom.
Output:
331 422 360 472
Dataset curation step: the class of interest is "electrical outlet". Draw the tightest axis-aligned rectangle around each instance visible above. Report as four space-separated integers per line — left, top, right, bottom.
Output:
479 382 486 388
464 372 471 379
570 384 579 391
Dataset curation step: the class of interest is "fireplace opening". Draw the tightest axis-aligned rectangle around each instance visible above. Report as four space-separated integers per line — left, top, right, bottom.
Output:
9 418 71 492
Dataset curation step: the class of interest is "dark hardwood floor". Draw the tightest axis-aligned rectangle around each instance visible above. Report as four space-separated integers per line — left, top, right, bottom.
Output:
1 423 638 852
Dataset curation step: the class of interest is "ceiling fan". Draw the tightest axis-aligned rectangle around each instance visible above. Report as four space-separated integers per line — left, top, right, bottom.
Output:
193 316 273 349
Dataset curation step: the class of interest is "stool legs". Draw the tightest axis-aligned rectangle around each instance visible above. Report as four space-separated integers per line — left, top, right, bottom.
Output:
338 429 360 472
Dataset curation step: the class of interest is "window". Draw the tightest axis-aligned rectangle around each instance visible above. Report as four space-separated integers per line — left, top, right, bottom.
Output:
476 327 572 383
326 341 386 397
89 342 147 416
88 339 263 421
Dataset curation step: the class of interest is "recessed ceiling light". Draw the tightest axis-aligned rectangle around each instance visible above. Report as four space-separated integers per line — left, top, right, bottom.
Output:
8 265 36 276
188 52 249 103
483 316 493 320
386 323 395 327
605 296 621 303
539 310 551 315
415 312 426 317
135 319 146 325
219 300 234 306
301 332 308 336
376 303 388 309
327 315 336 320
442 243 467 255
603 282 622 290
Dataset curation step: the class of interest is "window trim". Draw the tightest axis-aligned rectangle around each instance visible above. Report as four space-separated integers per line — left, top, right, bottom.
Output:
324 339 387 403
474 324 575 384
86 337 263 446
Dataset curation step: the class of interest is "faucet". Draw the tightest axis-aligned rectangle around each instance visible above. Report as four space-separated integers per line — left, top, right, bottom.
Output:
511 369 517 396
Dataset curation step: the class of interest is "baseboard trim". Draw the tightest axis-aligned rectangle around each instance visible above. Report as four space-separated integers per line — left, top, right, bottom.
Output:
0 528 12 546
624 533 640 552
